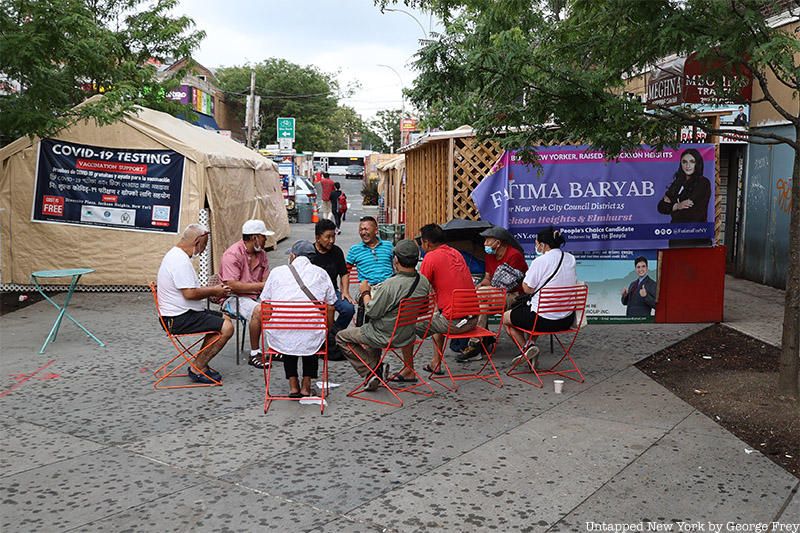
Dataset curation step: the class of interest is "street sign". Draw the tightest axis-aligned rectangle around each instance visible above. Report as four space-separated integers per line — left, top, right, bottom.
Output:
277 117 295 141
279 137 293 150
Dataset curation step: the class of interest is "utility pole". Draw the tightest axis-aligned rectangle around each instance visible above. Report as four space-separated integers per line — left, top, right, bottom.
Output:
246 69 256 148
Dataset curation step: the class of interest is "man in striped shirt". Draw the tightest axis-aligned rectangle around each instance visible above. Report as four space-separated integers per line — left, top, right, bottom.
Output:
346 216 394 285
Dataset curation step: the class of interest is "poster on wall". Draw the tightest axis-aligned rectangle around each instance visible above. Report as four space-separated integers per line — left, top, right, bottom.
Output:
472 144 716 253
574 250 659 323
32 139 184 233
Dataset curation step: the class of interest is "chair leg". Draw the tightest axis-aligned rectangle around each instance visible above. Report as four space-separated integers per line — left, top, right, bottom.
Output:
345 344 403 407
153 334 223 390
504 325 544 388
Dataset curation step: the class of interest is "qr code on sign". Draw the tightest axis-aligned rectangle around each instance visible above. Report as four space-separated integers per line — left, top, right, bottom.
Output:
152 205 171 222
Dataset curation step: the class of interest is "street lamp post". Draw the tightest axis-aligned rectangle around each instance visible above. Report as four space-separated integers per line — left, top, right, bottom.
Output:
384 7 429 38
376 63 404 114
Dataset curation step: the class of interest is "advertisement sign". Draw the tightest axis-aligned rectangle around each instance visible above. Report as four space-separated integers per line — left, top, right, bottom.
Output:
33 139 184 233
471 144 716 252
167 84 192 105
575 250 659 323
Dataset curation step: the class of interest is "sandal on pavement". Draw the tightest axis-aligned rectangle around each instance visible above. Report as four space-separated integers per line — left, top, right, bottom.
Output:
390 374 419 383
423 364 445 376
248 353 269 369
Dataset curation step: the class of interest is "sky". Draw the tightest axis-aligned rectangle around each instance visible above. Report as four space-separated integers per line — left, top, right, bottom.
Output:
176 0 438 120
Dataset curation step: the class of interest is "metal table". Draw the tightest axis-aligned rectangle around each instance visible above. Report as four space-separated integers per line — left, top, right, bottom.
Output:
30 268 106 354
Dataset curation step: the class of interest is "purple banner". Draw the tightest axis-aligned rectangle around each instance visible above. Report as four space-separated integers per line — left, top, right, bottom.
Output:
471 144 715 252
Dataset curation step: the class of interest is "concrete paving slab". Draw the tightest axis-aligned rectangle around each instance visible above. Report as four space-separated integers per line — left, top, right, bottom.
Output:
548 366 695 430
123 403 385 478
81 479 336 532
0 446 206 532
550 431 798 530
344 413 665 531
307 517 389 532
671 410 740 440
724 275 785 347
779 487 800 521
0 419 104 478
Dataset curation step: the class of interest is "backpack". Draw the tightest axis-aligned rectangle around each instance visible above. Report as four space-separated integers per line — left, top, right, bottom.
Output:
337 192 348 213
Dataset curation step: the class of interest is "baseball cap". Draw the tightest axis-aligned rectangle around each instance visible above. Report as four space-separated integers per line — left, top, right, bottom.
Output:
286 239 316 258
242 219 275 237
479 226 513 242
393 239 420 263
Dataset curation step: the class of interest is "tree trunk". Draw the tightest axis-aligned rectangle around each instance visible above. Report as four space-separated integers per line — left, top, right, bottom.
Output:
778 132 800 400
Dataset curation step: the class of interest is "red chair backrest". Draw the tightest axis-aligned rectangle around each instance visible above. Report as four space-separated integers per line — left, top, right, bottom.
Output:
148 282 171 334
383 293 436 346
260 300 328 331
347 265 360 285
448 288 486 318
535 284 589 321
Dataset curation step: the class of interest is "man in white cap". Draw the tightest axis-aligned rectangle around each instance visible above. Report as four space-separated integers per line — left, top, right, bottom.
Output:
220 219 274 368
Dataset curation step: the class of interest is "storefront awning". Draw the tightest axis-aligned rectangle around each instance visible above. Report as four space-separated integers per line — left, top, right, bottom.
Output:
647 52 752 109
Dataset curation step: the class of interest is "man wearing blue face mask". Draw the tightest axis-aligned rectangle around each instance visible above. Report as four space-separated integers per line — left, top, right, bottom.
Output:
457 226 528 362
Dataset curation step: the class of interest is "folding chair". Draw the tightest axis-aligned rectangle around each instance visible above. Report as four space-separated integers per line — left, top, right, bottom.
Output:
148 282 222 390
345 293 437 408
261 300 329 415
206 274 246 365
505 284 588 388
428 288 507 392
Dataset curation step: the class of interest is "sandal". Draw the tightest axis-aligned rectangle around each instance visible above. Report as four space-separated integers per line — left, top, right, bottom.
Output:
288 391 303 399
248 353 269 369
423 364 445 376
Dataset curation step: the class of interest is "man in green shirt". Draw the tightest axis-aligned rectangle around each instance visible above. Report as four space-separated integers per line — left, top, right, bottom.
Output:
336 239 431 391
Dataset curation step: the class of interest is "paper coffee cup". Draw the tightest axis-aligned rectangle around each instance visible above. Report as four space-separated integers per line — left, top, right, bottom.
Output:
553 379 564 394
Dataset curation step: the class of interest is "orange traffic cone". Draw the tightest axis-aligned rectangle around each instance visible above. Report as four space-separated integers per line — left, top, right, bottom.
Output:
311 203 319 223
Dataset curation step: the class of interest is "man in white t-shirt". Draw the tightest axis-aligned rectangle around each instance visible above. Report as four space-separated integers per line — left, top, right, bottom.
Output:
157 223 234 384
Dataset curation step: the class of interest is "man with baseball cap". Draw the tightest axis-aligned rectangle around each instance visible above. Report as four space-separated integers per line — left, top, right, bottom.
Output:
336 239 431 391
220 219 274 368
257 240 336 397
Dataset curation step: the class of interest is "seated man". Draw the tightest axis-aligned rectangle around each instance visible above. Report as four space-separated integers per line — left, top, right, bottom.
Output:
336 240 431 390
346 216 394 285
310 219 355 334
219 219 273 369
457 225 528 362
260 240 336 397
157 223 234 384
413 224 478 377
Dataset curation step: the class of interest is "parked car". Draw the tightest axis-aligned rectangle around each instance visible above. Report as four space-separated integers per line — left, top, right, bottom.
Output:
345 164 365 180
294 176 317 204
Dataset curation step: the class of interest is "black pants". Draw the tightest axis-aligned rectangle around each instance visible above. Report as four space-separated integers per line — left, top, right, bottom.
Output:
283 355 319 379
332 209 342 229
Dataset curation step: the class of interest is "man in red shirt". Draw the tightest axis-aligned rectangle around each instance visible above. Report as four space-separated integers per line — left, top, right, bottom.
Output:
458 226 529 362
415 223 478 375
320 172 335 221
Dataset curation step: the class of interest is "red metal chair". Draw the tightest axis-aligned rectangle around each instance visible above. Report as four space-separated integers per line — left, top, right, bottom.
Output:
505 284 589 388
345 293 437 407
428 288 507 392
148 282 222 390
261 300 329 415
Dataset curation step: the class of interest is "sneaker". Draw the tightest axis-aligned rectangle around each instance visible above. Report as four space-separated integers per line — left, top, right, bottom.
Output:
456 343 483 363
512 345 540 369
365 363 389 392
188 366 220 384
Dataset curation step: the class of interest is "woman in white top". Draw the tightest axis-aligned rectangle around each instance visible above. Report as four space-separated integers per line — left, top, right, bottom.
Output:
503 227 577 366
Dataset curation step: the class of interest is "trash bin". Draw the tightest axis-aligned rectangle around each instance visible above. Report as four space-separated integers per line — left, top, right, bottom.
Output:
297 203 313 224
378 223 396 243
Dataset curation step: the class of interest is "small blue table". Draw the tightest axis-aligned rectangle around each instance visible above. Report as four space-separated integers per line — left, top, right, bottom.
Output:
30 268 106 354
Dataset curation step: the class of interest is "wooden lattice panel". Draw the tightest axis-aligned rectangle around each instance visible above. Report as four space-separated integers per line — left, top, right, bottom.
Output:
452 138 503 220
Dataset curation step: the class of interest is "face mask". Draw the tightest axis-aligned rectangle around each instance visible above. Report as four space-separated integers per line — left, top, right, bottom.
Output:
253 244 263 252
534 244 543 257
484 245 496 255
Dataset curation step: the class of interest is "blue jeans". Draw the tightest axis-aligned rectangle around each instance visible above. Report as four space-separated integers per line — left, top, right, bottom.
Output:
334 290 355 330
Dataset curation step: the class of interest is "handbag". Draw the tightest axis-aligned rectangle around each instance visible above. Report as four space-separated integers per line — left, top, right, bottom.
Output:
491 263 525 291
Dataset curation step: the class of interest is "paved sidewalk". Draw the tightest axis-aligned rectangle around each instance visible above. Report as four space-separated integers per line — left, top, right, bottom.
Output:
1 205 798 531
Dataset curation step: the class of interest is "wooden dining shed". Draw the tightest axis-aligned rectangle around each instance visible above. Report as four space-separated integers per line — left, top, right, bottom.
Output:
399 126 502 235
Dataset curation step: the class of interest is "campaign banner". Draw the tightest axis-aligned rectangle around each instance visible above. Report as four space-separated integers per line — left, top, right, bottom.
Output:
471 144 715 252
574 250 659 323
33 139 184 233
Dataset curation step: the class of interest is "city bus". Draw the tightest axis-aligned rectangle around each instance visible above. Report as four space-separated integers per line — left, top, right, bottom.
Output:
311 150 375 178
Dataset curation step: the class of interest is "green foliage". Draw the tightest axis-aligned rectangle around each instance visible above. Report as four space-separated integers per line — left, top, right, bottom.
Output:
370 108 404 153
404 0 800 159
0 0 205 143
